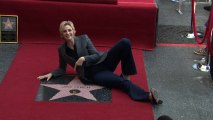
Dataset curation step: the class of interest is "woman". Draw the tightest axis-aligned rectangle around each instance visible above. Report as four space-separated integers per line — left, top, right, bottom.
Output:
37 20 162 104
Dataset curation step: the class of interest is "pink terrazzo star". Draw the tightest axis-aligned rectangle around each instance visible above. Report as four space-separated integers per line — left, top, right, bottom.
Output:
41 76 104 101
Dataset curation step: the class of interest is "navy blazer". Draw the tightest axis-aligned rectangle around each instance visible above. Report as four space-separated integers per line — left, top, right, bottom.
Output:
52 34 108 84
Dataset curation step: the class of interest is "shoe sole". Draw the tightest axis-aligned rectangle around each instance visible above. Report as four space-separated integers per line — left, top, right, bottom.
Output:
150 88 163 104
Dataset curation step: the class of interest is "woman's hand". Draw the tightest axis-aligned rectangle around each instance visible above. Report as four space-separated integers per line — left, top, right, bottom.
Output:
74 57 85 70
37 73 53 81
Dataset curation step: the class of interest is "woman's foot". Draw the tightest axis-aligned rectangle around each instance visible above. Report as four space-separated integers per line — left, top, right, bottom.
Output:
150 88 163 105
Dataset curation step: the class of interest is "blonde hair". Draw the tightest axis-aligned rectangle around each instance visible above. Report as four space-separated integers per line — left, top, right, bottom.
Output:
59 20 76 37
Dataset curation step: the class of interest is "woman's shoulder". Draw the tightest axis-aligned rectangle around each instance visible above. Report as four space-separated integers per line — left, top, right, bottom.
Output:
76 34 89 40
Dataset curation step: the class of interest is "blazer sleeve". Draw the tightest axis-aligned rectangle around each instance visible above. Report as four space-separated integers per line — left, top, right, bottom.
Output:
52 47 67 77
83 35 103 66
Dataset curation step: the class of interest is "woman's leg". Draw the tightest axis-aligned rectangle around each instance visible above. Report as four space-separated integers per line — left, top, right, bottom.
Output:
102 38 137 75
92 71 150 101
91 38 162 103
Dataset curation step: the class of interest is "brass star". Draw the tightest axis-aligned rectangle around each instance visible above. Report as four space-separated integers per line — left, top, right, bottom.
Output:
3 18 14 30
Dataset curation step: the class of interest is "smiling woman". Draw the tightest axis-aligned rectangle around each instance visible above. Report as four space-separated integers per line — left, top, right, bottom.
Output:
37 20 163 105
59 21 77 50
59 21 76 38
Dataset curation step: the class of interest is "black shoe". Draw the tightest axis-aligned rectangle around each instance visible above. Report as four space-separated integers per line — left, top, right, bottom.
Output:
150 88 163 105
204 6 211 11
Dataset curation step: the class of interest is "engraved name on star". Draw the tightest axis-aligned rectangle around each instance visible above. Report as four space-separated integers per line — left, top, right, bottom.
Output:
3 18 14 30
41 76 104 101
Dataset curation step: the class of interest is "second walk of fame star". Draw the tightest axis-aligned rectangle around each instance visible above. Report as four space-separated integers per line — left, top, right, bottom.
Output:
2 17 16 31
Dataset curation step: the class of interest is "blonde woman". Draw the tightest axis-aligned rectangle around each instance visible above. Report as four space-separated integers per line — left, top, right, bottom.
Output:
37 20 163 104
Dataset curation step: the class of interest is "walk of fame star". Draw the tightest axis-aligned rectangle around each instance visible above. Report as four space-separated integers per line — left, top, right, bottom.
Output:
40 76 104 101
2 18 15 30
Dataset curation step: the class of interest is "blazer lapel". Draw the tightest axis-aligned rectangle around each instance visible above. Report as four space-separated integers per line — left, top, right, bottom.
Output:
75 36 82 57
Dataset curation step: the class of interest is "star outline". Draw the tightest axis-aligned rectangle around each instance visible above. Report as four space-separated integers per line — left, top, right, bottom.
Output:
40 76 104 101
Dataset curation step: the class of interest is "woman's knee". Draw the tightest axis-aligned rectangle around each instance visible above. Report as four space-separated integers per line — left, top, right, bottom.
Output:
120 38 131 48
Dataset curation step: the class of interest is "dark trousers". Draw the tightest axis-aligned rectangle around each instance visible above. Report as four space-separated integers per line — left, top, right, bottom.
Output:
87 38 150 101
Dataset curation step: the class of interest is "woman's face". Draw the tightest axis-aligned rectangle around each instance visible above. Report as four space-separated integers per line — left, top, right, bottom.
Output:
62 25 75 42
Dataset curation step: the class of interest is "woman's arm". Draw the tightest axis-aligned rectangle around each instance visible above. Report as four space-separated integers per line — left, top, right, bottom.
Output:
51 47 67 77
83 35 102 66
37 73 52 81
